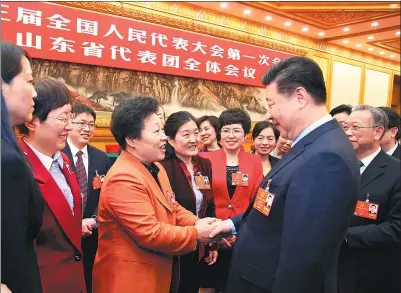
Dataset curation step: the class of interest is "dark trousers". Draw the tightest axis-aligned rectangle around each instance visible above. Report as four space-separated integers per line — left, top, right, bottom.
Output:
177 251 199 293
82 230 98 293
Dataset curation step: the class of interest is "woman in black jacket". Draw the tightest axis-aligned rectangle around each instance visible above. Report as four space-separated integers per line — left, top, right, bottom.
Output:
160 111 218 293
1 41 44 293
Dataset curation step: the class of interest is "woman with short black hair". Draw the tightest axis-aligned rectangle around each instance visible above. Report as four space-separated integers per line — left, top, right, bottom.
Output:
200 108 263 292
251 121 280 176
198 115 221 152
160 111 218 293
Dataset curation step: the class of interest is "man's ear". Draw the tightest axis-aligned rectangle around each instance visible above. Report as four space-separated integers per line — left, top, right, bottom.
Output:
293 87 308 109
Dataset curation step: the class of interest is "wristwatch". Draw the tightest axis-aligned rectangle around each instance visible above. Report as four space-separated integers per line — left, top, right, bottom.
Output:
91 215 99 229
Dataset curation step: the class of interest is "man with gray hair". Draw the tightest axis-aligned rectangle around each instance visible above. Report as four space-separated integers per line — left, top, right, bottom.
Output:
339 105 401 293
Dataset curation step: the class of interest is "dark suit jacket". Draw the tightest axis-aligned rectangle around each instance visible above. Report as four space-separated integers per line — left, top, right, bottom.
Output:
20 139 86 293
1 139 43 293
160 154 217 259
62 142 111 293
62 143 111 219
338 151 401 293
227 119 360 293
391 143 401 160
160 154 215 219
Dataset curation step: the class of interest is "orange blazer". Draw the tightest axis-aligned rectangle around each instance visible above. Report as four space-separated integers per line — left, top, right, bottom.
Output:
92 150 199 293
201 149 263 220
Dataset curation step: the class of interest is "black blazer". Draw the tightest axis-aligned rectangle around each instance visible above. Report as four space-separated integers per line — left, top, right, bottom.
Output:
62 143 111 219
338 151 401 293
160 154 215 219
228 119 360 293
269 155 280 168
1 139 44 293
391 143 401 160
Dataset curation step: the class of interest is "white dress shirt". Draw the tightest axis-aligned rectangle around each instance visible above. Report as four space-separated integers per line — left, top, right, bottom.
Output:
292 114 333 147
359 147 381 174
67 139 89 178
386 142 399 156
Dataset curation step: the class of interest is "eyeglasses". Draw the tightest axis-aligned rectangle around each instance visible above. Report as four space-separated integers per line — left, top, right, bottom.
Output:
221 128 244 136
71 121 96 130
342 125 382 133
48 116 72 125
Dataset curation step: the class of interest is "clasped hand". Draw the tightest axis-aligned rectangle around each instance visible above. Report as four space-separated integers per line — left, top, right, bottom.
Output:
194 218 235 243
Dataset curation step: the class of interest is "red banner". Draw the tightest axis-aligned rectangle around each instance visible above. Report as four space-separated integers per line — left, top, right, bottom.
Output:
1 2 294 87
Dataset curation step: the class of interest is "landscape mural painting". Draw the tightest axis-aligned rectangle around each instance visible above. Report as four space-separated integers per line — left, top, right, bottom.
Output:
31 59 268 124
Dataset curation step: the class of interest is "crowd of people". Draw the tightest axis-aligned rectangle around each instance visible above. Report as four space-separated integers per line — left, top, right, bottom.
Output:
1 40 400 293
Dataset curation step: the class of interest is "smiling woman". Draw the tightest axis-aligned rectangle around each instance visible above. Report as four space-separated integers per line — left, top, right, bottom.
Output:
16 77 87 293
160 111 218 293
93 97 216 293
200 108 263 292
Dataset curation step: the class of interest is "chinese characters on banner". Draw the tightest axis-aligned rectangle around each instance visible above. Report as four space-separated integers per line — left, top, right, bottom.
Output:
1 2 294 87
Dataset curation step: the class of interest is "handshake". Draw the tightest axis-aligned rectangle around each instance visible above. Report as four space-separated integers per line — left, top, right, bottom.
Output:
194 217 234 244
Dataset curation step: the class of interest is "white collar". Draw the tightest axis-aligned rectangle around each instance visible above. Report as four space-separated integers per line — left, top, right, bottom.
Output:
24 140 63 171
292 114 333 147
67 139 88 158
360 147 381 169
386 141 399 156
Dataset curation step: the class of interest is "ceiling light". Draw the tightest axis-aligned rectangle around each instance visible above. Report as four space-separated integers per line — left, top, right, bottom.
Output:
318 32 325 36
302 27 309 32
379 51 385 55
396 31 400 35
368 48 375 51
343 27 350 32
244 9 251 15
356 44 362 48
220 2 228 8
284 21 292 27
367 36 374 40
389 54 395 58
265 16 272 21
343 40 350 44
371 22 379 27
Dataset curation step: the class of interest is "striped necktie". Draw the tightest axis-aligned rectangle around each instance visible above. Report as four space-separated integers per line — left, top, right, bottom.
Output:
49 159 74 214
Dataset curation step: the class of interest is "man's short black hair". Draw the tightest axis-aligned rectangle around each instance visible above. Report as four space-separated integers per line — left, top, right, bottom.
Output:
262 56 327 105
219 108 252 134
17 77 72 135
330 104 352 117
71 102 96 121
111 96 160 149
198 115 221 141
379 106 401 140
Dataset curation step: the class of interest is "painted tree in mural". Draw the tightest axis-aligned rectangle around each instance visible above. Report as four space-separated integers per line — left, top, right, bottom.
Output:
89 91 108 104
110 92 133 106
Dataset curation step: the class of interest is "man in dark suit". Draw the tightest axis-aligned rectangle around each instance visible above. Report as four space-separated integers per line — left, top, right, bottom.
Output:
62 103 111 293
209 57 360 293
379 106 401 160
338 105 401 293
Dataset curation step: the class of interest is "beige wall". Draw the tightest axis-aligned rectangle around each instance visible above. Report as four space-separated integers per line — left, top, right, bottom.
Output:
364 69 391 107
330 61 362 109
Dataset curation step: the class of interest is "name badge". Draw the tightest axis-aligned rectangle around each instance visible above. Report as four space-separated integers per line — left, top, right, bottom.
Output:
354 201 379 220
232 172 249 186
194 175 211 190
92 170 105 190
253 187 275 216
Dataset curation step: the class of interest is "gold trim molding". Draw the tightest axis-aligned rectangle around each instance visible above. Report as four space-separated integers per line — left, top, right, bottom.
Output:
54 1 399 72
